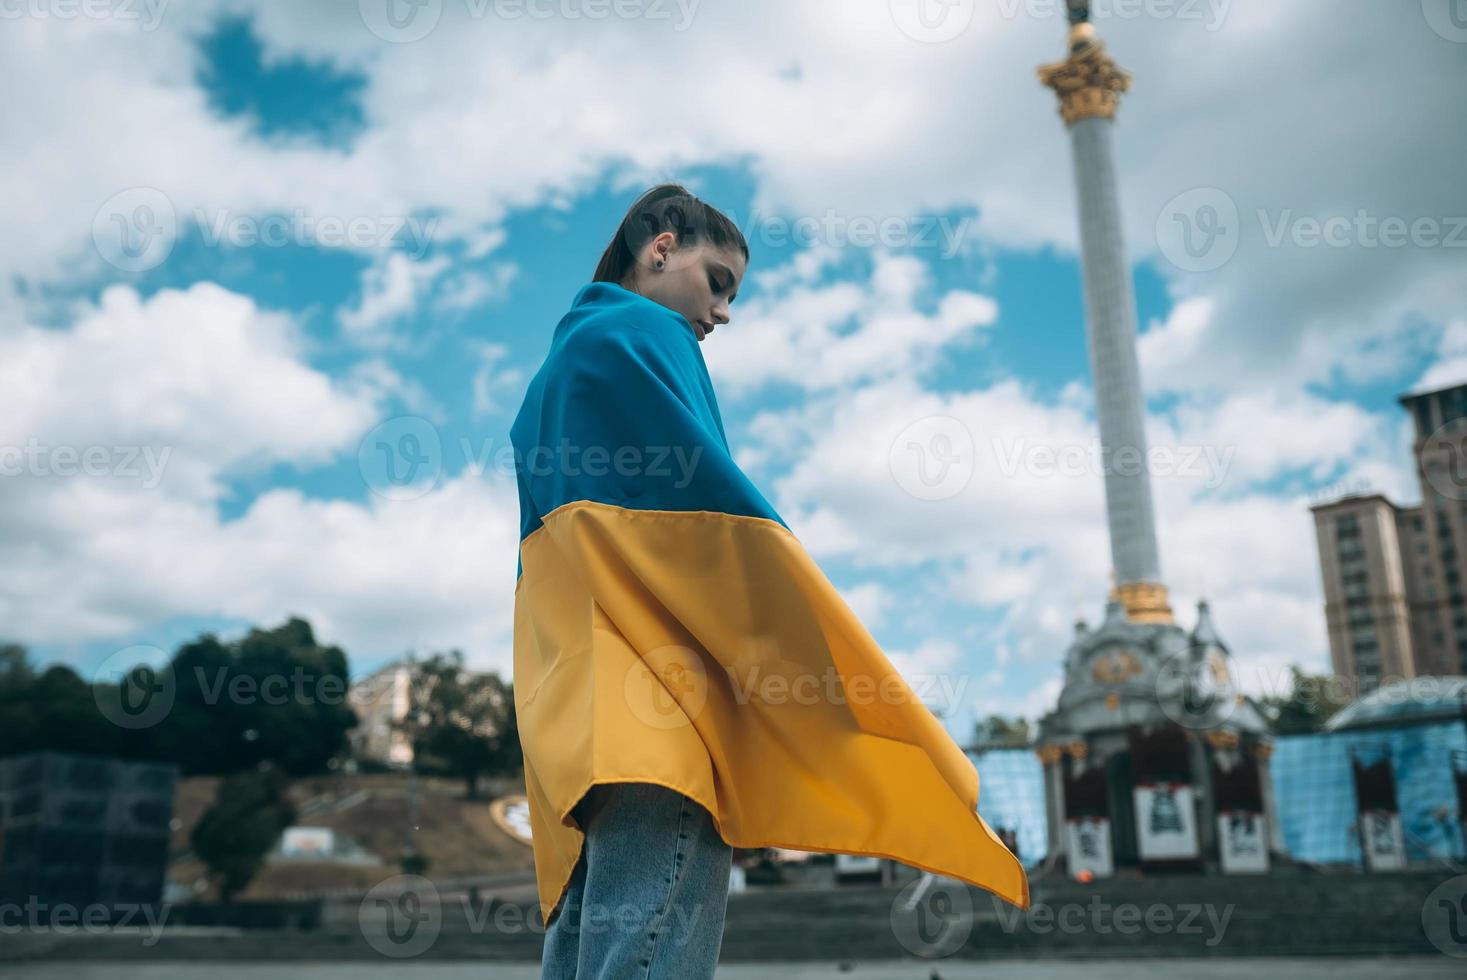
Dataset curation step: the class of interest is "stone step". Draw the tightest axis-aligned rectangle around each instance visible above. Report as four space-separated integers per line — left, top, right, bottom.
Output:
6 871 1451 963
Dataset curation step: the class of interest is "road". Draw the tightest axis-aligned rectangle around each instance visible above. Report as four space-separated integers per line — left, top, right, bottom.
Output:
2 959 1461 979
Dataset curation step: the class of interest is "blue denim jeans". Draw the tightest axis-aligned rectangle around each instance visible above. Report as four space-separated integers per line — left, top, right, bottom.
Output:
540 781 733 979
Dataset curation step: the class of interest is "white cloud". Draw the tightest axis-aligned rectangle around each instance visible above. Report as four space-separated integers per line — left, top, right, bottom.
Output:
0 280 521 666
835 580 894 630
882 636 969 717
470 341 526 417
3 469 520 671
0 283 379 502
436 263 519 313
973 677 1062 728
737 321 1413 686
709 250 998 395
748 241 843 294
7 3 1456 396
1155 388 1405 497
1138 296 1214 391
1410 320 1467 395
338 253 450 348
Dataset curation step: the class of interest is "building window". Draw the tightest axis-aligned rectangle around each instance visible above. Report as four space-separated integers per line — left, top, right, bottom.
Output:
1415 399 1433 437
1449 388 1467 424
1350 624 1378 646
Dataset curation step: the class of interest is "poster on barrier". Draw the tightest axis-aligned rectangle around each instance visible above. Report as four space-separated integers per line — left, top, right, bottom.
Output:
1360 809 1405 871
1134 782 1198 860
1066 816 1112 878
1217 810 1269 873
280 826 334 858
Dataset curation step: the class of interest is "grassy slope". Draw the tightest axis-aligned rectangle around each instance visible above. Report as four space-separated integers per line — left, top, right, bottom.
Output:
169 772 534 900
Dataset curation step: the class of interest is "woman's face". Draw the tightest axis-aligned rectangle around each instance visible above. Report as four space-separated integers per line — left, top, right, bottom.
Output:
623 231 745 342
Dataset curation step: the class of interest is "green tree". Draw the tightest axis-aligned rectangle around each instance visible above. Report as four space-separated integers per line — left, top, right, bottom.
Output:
1261 665 1350 735
158 617 358 776
402 652 521 799
0 644 40 756
3 617 357 776
190 764 296 902
974 714 1032 748
0 643 33 687
0 646 125 760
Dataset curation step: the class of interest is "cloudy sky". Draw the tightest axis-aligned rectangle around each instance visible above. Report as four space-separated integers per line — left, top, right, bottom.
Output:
4 0 1465 741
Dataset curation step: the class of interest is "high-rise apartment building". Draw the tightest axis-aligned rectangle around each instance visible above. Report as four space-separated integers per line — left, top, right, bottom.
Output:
1311 381 1467 691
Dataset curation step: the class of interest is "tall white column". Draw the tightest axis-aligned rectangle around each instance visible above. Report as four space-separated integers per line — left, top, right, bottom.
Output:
1069 116 1161 586
1040 20 1173 624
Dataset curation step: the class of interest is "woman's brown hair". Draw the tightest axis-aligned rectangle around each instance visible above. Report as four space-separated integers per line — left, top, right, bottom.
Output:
592 183 749 285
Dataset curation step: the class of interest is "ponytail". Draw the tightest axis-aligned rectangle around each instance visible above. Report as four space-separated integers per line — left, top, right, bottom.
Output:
593 183 748 285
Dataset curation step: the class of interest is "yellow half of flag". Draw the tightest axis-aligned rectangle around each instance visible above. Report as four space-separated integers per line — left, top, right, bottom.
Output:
510 281 1029 923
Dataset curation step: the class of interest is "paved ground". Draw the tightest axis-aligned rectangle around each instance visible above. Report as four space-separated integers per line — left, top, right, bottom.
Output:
2 960 1461 979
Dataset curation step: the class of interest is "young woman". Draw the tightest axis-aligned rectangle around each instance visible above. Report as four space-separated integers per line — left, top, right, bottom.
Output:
511 185 1027 979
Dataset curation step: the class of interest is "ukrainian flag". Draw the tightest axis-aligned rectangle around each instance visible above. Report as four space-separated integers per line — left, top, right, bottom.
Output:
511 280 1029 923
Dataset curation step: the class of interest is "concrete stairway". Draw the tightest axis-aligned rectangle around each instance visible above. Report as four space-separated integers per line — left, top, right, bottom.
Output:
5 870 1454 962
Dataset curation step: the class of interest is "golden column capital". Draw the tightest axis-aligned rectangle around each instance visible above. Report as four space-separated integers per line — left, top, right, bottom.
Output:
1109 581 1175 624
1037 24 1133 126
